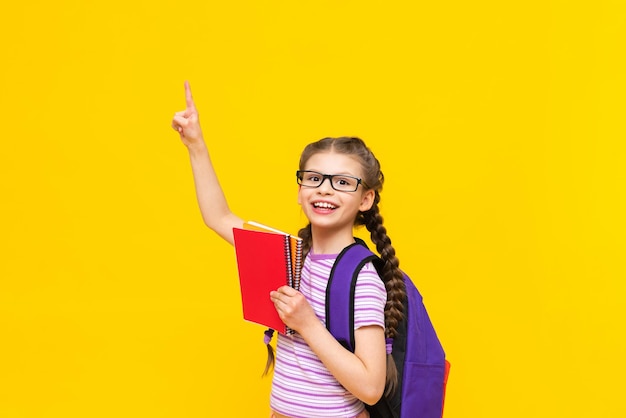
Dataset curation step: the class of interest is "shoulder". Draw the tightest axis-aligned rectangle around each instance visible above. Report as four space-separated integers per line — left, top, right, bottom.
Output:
358 261 383 280
355 262 386 293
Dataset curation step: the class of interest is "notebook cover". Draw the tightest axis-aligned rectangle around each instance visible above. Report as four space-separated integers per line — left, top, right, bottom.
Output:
233 227 291 334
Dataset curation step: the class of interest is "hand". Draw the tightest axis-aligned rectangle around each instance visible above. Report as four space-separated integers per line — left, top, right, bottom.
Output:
270 286 319 333
171 81 204 147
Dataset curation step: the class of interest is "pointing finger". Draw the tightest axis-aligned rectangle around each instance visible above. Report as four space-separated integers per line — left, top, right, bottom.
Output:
184 80 195 110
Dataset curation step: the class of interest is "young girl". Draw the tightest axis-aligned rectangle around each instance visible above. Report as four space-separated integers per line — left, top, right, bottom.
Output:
171 81 406 418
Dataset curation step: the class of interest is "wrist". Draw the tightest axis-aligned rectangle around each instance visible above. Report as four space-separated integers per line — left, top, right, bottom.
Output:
186 140 208 156
297 316 326 342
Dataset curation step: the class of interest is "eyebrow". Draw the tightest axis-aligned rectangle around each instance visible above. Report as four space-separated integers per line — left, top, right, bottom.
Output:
303 170 359 177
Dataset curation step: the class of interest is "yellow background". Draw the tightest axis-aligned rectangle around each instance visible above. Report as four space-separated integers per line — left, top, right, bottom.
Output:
1 1 624 417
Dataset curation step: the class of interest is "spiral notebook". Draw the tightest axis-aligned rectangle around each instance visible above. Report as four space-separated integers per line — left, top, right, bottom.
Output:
232 222 303 334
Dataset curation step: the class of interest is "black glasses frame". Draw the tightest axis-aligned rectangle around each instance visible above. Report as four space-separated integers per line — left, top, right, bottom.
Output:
295 170 367 192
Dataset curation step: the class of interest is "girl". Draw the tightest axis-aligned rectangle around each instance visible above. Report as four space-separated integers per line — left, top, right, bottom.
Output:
171 81 406 418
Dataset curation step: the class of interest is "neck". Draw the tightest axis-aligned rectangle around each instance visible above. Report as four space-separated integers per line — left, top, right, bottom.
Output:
310 225 355 255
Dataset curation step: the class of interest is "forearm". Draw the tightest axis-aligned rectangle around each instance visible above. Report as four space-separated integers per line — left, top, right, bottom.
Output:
172 81 243 244
187 141 242 244
299 322 386 405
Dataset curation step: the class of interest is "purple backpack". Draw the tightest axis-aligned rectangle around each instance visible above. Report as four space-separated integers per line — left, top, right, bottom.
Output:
326 241 450 418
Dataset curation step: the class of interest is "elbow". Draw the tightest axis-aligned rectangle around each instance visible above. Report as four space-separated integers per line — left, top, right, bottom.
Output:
202 213 240 246
360 383 385 406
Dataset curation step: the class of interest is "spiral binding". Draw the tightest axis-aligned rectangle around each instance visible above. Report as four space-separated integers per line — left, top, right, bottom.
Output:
284 235 295 335
293 238 303 291
285 235 303 336
284 235 293 289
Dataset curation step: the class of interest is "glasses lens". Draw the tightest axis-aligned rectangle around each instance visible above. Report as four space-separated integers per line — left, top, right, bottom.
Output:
332 175 359 191
298 171 321 187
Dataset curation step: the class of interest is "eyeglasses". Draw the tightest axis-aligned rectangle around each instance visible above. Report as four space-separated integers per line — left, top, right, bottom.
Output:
296 170 367 192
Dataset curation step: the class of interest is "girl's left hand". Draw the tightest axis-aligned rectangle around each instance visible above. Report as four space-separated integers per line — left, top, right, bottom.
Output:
171 81 204 148
270 286 318 333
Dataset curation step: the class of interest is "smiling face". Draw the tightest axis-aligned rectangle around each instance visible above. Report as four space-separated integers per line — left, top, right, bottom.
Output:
297 151 375 237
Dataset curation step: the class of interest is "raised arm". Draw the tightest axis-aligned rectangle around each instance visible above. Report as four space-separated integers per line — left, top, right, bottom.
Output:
171 81 243 245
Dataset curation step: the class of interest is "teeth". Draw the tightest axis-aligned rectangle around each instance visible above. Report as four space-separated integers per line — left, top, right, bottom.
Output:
314 202 336 209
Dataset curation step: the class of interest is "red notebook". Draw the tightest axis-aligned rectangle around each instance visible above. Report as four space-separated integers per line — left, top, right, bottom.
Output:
232 222 303 334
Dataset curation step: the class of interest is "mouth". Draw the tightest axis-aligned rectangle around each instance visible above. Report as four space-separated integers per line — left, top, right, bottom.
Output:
312 201 337 211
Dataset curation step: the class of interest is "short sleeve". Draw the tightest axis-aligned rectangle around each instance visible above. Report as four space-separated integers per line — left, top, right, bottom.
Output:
353 262 386 330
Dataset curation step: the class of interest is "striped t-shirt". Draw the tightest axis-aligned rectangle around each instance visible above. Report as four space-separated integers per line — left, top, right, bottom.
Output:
270 250 387 418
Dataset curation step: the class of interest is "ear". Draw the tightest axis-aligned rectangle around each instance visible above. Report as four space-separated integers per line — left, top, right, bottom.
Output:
359 189 375 212
297 185 302 205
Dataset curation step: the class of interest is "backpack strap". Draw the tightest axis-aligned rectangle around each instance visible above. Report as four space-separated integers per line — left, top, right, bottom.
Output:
326 240 379 352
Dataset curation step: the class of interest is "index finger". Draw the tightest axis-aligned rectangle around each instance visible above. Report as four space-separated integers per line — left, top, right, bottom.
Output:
277 285 298 296
184 80 195 110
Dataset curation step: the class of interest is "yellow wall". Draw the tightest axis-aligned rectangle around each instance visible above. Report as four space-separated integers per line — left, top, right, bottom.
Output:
1 1 624 417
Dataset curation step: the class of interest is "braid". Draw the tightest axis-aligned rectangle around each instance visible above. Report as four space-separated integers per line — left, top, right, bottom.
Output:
365 200 405 338
297 223 313 257
364 195 406 396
